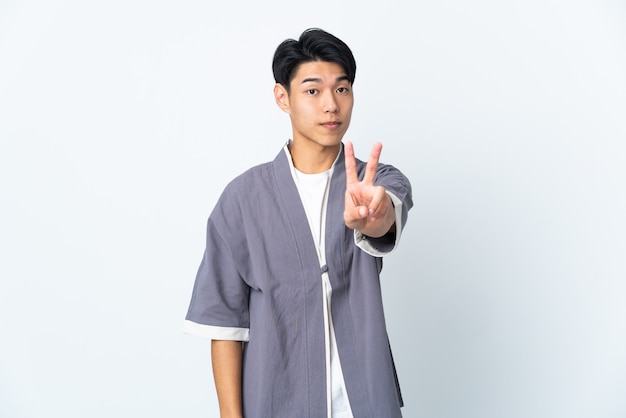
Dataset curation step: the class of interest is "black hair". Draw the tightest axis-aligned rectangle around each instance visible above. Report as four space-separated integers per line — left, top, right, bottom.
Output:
272 28 356 93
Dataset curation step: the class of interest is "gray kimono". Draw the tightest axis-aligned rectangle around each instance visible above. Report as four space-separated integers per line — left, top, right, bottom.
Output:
185 144 413 417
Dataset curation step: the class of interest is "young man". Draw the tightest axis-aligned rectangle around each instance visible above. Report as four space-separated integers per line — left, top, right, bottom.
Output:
184 28 413 418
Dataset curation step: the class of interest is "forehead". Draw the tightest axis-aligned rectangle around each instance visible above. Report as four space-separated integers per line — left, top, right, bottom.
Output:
291 61 348 84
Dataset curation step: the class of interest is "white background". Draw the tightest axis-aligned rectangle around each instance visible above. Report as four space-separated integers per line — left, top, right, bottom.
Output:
1 0 625 417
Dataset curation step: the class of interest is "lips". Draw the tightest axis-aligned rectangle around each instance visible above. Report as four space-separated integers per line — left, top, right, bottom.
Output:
321 121 341 129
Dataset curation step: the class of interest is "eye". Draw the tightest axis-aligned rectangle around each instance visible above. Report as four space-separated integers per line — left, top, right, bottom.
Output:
306 89 318 95
337 87 350 93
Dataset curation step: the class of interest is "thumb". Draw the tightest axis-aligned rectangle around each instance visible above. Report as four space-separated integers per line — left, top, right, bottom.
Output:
344 205 369 229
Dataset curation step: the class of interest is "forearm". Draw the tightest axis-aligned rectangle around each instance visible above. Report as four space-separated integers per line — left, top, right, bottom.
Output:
211 340 244 418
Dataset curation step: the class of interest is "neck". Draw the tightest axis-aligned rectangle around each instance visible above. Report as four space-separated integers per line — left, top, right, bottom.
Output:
289 140 341 174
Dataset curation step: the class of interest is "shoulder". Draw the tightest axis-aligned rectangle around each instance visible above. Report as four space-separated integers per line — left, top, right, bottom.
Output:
223 161 275 194
213 161 276 211
375 161 408 179
354 157 408 184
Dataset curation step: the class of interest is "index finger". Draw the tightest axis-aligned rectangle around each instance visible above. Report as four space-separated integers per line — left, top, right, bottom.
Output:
344 141 359 185
362 142 382 185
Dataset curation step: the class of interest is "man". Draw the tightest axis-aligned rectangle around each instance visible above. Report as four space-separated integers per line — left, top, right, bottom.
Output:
184 28 413 418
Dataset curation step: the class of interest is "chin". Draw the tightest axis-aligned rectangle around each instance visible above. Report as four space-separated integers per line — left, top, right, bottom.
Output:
318 139 343 149
319 133 346 147
296 133 344 149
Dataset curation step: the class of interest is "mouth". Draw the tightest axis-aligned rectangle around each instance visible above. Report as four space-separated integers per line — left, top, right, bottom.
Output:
321 121 341 129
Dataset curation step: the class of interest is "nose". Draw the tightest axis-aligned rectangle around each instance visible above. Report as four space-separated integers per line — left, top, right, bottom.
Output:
323 91 339 113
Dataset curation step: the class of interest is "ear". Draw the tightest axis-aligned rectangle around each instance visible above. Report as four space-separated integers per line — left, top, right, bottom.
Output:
274 83 290 113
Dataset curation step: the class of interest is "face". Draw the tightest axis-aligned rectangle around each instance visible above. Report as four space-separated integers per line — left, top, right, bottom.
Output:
274 61 354 152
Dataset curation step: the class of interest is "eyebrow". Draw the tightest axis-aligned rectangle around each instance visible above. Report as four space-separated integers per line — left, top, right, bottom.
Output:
300 75 350 84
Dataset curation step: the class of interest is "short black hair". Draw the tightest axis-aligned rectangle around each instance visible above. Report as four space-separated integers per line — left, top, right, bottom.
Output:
272 28 356 93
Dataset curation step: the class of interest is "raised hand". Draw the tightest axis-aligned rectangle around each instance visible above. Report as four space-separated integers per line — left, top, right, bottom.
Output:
343 141 396 238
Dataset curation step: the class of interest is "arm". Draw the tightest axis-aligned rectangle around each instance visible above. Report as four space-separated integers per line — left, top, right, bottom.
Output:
211 340 244 418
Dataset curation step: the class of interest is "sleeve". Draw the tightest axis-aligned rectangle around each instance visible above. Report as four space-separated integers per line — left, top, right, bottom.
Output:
354 162 413 257
183 216 251 342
